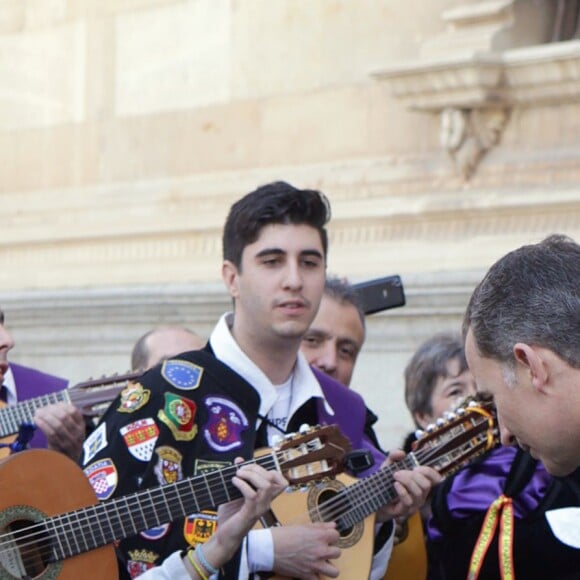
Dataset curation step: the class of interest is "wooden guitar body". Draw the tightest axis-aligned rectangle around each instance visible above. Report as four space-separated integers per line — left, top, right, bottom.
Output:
255 395 500 579
258 472 375 580
0 449 118 579
0 401 16 459
0 425 350 579
383 512 427 580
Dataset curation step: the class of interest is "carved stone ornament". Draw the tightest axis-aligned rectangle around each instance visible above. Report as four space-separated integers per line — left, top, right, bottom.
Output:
439 107 509 180
372 1 580 180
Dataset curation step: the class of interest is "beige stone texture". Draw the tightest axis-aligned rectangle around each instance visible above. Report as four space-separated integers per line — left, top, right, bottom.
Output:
115 0 231 116
1 0 580 448
0 19 85 131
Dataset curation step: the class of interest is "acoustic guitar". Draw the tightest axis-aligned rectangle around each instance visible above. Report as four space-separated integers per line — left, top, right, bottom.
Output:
0 371 142 457
258 395 500 579
0 424 350 579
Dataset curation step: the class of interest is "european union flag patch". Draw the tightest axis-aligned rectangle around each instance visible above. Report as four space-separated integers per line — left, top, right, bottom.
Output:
161 359 204 390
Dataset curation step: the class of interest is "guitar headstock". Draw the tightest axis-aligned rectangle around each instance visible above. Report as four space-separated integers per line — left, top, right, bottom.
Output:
273 424 352 486
69 370 145 416
74 370 145 390
412 393 499 477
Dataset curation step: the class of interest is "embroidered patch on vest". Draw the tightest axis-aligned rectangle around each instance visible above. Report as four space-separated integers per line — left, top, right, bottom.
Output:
158 392 198 441
161 359 204 390
127 549 159 578
154 445 183 486
183 510 218 546
193 458 231 476
140 523 171 541
203 396 249 452
117 382 151 413
84 458 118 500
82 422 107 466
120 418 159 462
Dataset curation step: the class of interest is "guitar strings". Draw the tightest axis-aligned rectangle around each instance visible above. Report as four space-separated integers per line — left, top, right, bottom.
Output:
273 415 490 530
0 376 134 438
0 392 67 437
0 415 493 572
0 453 283 572
316 446 444 528
313 419 491 529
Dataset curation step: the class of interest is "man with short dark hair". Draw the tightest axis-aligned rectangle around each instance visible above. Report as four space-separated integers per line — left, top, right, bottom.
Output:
464 234 580 477
423 235 580 578
300 276 366 388
300 275 386 453
87 182 440 579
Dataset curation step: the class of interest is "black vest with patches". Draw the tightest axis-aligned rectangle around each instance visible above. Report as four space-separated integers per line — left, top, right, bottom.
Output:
84 348 261 579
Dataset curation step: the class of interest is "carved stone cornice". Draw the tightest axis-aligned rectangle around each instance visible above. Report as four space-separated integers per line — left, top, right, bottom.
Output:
373 41 580 111
371 0 580 180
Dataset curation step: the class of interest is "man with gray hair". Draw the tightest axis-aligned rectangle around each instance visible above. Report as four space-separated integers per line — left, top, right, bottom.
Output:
464 234 580 477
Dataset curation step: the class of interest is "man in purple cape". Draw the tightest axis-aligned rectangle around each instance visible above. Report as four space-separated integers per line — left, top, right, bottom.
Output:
1 307 85 460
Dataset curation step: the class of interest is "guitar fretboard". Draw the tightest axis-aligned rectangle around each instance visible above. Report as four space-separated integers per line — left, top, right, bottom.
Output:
331 455 417 530
44 452 281 561
319 414 494 531
0 374 137 438
0 392 70 437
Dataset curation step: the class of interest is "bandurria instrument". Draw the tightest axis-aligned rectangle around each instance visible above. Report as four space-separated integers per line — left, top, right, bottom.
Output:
259 395 500 579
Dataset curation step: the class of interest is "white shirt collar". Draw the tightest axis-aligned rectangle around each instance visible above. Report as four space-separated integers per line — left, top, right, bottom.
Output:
3 367 17 404
209 313 333 423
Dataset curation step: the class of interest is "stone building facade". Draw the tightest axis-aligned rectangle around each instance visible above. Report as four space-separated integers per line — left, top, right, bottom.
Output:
1 0 579 447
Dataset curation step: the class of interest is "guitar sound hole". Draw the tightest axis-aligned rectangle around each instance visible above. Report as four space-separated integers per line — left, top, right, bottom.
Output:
307 479 364 549
0 519 50 578
318 489 353 538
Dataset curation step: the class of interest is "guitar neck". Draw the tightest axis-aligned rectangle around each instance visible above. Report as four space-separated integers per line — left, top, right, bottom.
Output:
0 373 139 437
328 417 495 532
331 456 417 531
0 391 70 437
47 452 280 561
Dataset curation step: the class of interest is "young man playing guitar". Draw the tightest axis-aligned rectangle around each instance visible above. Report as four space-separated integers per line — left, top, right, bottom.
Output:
86 182 440 579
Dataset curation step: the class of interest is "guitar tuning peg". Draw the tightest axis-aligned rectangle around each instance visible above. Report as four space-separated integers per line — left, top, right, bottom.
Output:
271 434 283 448
436 418 445 426
426 423 436 432
299 424 311 434
456 407 466 415
468 401 478 408
414 429 425 439
444 411 456 420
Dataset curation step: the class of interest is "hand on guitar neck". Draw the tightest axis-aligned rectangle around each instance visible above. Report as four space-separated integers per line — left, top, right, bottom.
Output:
374 450 442 523
189 461 288 575
34 403 85 462
0 370 142 461
140 460 289 580
267 459 441 579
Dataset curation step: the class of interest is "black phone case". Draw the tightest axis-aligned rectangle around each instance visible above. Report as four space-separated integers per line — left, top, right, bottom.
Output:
352 275 406 315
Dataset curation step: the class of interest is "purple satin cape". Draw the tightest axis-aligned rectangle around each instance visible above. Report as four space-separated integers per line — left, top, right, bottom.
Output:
428 445 551 541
